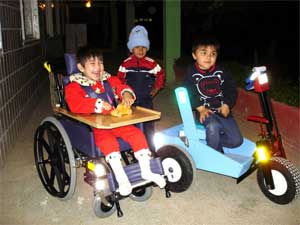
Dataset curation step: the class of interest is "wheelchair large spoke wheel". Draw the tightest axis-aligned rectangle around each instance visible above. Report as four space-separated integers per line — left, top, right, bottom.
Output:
34 117 76 200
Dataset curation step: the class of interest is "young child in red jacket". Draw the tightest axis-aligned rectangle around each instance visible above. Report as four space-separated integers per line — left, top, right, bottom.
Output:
117 25 165 151
65 46 165 196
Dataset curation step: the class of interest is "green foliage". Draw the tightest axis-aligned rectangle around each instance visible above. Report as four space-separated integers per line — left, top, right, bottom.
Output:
222 61 251 89
222 61 300 107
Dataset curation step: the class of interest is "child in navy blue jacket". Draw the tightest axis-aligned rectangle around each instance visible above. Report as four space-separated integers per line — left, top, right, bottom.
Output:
117 25 165 150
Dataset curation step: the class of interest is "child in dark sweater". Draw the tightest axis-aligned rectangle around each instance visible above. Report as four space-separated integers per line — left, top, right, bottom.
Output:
182 35 243 153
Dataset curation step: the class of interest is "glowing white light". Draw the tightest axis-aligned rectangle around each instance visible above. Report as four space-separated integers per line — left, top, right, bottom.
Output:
258 73 268 85
252 66 266 73
95 179 105 191
249 71 259 81
153 133 164 149
177 90 187 104
85 1 91 8
94 164 106 177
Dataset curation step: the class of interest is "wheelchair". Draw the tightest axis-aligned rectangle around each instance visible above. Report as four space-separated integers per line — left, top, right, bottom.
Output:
33 54 194 218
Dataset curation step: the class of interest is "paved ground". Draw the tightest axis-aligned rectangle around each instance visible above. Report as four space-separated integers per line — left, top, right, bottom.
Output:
0 81 299 225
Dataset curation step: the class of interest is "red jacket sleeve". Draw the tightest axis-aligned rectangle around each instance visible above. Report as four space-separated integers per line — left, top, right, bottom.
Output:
116 62 126 84
153 61 165 90
65 82 97 114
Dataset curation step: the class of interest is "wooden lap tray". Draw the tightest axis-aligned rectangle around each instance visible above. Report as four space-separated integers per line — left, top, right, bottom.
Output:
53 106 161 129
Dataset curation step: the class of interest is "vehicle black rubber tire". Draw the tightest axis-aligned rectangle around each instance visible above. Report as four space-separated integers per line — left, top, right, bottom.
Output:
34 117 76 200
93 195 116 218
129 187 153 202
156 145 195 193
257 157 300 204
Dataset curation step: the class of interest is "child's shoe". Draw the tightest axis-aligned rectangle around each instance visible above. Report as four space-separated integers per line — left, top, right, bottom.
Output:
106 152 132 196
134 149 166 188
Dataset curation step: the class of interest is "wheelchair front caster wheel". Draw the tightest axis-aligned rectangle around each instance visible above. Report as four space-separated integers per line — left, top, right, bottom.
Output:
129 186 153 202
93 195 116 218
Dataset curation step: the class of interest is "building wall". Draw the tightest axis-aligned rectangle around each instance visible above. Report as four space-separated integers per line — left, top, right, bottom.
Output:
0 1 46 167
234 89 300 155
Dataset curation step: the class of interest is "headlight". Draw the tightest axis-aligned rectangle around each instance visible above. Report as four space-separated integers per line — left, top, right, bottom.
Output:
95 179 106 191
87 161 107 177
255 146 270 162
94 164 106 177
258 73 268 85
153 133 164 149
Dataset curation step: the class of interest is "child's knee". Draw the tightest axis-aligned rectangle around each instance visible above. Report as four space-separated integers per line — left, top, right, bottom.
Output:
205 118 222 135
232 135 243 148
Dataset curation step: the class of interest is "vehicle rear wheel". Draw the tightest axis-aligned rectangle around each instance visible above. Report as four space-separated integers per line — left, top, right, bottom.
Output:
34 117 76 200
257 157 300 204
93 195 116 218
156 145 195 193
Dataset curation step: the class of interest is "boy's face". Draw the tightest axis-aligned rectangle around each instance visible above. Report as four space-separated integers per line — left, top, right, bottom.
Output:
77 57 104 82
132 46 147 59
192 45 218 70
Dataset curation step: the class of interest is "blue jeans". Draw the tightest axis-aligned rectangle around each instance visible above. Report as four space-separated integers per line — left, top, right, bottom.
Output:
202 113 243 153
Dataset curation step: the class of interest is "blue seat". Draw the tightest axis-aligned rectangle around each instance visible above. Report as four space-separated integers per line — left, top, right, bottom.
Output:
64 53 80 75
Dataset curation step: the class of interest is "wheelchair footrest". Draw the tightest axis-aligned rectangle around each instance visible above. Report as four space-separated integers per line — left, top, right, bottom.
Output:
107 157 164 192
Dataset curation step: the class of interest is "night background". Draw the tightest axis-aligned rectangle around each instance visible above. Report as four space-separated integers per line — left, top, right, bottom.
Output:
67 0 299 85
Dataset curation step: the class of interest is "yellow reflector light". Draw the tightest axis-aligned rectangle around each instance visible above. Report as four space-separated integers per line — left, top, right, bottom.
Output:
43 62 52 73
87 161 95 171
256 146 269 162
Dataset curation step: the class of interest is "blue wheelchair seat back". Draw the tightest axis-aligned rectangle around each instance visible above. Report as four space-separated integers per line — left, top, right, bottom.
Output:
62 53 79 86
64 53 80 75
60 53 132 158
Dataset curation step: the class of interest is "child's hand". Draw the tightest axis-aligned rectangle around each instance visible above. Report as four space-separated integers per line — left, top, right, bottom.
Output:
102 101 112 111
197 106 213 123
122 92 134 106
218 104 230 117
150 87 160 97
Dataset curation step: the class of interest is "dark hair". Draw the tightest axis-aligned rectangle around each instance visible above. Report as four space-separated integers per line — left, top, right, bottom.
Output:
192 34 220 53
76 45 103 66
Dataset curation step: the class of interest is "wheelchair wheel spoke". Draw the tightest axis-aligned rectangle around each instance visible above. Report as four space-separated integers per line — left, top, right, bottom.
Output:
53 165 65 194
38 138 52 155
46 129 55 154
49 167 56 186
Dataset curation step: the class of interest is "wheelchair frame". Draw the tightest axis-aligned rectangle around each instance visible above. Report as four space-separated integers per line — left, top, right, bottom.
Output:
34 58 195 218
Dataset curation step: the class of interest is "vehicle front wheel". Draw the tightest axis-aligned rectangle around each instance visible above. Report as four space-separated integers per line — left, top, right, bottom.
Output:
257 157 300 204
156 145 195 193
